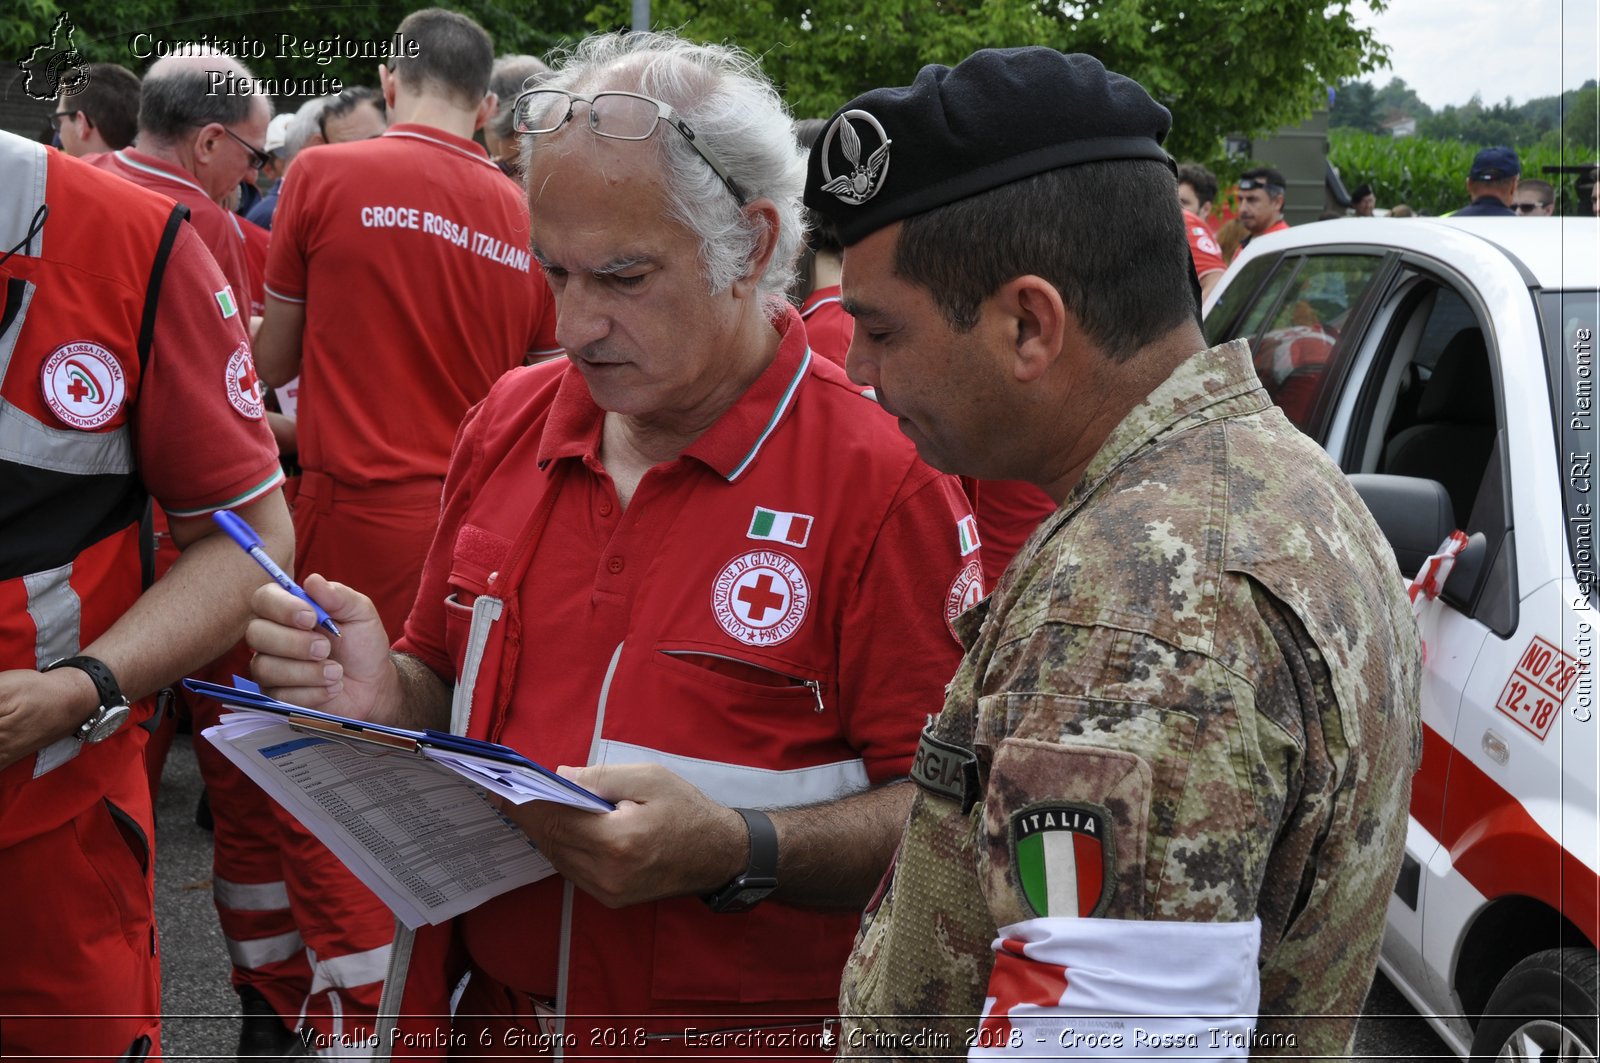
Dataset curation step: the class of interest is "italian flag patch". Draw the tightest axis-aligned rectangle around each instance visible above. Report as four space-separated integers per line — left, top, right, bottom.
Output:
215 286 239 319
747 506 812 548
957 514 982 556
1013 802 1113 918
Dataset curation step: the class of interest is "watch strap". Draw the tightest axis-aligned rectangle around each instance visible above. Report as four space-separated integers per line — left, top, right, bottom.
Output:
735 807 778 881
43 655 128 710
702 807 778 912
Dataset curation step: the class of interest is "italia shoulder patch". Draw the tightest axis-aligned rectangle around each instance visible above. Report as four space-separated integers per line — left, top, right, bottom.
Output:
1011 801 1116 918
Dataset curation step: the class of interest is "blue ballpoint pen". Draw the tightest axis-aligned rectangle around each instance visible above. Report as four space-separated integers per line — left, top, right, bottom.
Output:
213 509 342 636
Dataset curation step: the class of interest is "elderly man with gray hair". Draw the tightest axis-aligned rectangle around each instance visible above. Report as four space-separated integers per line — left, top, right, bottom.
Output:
245 29 975 1053
88 50 270 309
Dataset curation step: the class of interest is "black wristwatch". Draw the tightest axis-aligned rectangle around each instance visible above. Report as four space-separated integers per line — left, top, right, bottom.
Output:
703 807 779 913
43 655 131 745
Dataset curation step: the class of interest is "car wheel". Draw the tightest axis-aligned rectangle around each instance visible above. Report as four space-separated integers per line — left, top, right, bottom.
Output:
1469 947 1599 1062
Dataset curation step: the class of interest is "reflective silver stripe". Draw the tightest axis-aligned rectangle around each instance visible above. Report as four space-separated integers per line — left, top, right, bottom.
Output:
448 593 503 737
0 281 35 389
308 942 392 993
0 133 47 260
27 562 82 777
594 740 871 810
226 928 306 969
553 641 625 1060
213 876 291 911
372 920 413 1063
0 396 135 476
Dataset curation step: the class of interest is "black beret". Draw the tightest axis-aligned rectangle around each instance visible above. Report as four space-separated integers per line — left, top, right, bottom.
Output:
805 48 1173 247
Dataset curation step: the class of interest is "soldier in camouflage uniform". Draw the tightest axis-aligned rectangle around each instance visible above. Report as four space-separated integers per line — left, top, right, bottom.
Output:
805 49 1421 1059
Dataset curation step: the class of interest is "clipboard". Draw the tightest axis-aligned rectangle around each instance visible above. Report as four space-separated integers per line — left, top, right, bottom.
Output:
183 676 615 811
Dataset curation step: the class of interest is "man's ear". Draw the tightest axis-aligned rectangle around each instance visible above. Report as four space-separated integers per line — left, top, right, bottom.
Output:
997 275 1066 383
475 91 497 133
378 64 397 110
193 122 225 166
730 198 781 298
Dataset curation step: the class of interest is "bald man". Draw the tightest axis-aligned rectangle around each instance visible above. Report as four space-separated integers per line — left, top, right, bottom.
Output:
87 51 270 304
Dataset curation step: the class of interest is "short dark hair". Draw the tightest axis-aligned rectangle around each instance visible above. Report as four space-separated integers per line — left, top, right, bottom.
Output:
893 160 1195 364
1518 178 1554 205
1240 166 1286 199
388 8 494 110
794 118 843 257
62 63 141 150
139 62 261 142
319 85 385 139
1176 162 1217 207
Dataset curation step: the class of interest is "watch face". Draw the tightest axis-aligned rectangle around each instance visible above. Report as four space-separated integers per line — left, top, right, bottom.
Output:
82 702 131 744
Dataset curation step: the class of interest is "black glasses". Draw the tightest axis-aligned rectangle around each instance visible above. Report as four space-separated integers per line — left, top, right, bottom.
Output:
1512 202 1550 214
49 110 80 130
222 127 272 171
512 88 746 204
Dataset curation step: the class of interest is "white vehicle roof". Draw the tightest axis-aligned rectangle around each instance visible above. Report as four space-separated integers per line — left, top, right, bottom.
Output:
1231 217 1600 291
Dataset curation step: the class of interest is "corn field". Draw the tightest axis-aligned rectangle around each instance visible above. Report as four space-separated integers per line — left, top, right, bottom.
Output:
1330 130 1598 216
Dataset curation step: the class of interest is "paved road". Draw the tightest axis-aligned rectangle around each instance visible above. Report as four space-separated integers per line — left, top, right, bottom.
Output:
153 740 1454 1059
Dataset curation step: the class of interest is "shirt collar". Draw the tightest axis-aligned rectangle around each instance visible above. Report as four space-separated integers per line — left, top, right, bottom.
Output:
113 148 208 196
380 123 497 169
538 303 814 482
1066 339 1269 512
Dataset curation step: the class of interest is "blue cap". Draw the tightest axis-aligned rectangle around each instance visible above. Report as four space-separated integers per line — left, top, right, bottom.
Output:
1469 146 1520 182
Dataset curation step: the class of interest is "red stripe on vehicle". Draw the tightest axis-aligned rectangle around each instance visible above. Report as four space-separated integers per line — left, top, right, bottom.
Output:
1413 721 1598 944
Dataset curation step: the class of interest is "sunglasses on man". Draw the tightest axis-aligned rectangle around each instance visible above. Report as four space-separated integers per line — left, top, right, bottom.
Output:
1512 201 1551 214
49 110 81 131
221 127 273 171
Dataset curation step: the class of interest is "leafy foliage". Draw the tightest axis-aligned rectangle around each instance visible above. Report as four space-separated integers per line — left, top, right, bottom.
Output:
583 0 1391 159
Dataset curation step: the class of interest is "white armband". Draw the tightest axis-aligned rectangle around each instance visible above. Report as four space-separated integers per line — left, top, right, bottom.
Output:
971 916 1261 1060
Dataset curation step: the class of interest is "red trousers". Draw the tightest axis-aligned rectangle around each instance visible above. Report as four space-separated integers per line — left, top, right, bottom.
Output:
0 743 161 1058
292 472 443 637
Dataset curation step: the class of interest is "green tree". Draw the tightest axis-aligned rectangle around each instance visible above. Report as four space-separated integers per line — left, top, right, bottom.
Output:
1371 76 1432 121
584 0 1392 159
1331 79 1383 133
6 2 594 102
1569 86 1600 151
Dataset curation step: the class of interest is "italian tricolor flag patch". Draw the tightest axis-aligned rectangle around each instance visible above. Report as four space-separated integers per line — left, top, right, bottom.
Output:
215 286 239 319
1013 803 1113 918
747 506 812 548
957 514 982 556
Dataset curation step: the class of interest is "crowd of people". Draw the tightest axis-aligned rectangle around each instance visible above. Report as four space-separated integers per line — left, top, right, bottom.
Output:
7 11 1433 1060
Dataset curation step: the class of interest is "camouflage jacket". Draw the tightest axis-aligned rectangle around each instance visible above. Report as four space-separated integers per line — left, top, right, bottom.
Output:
838 339 1421 1060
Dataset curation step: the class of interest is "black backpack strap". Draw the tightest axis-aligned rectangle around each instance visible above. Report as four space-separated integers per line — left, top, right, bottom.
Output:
135 202 189 591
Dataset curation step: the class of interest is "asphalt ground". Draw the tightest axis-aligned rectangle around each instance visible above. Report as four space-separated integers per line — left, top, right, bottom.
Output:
153 738 1455 1060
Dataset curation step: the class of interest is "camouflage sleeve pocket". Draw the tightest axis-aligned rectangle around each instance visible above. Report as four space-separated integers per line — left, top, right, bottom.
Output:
975 694 1204 926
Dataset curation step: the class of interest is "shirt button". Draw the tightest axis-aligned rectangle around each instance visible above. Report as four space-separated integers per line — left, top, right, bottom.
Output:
599 500 614 517
607 556 624 574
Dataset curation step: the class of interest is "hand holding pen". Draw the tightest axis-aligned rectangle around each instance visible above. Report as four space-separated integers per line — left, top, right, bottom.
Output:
214 509 341 636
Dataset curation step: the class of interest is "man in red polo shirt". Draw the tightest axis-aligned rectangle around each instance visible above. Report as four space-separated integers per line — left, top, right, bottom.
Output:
255 7 558 638
1237 166 1291 248
248 7 558 1046
87 51 267 313
247 30 974 1054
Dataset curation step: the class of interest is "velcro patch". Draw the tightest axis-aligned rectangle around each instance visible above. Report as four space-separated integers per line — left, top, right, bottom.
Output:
910 721 980 812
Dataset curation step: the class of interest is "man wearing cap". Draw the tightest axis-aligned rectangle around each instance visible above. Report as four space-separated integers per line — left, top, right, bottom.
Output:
804 48 1419 1057
1350 182 1376 217
1236 165 1290 245
1455 146 1520 216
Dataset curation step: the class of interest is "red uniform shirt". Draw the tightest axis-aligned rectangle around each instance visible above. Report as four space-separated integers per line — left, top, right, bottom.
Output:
1184 208 1225 280
1 154 283 833
266 124 560 487
86 148 252 307
395 307 976 1024
799 283 854 367
1243 218 1291 247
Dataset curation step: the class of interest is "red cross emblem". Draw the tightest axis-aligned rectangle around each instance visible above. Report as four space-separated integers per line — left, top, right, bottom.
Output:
713 550 810 647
